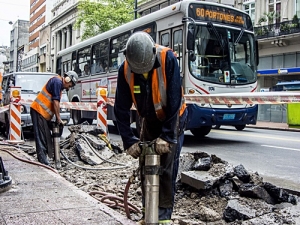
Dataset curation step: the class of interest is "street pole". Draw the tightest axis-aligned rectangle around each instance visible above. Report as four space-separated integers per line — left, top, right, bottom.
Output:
134 0 137 19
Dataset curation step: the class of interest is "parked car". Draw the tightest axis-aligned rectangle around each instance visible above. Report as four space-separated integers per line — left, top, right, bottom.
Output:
0 72 69 136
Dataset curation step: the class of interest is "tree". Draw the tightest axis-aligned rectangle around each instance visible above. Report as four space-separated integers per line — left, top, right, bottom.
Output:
75 0 135 40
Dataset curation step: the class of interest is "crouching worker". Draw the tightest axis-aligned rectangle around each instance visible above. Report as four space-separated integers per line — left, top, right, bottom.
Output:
114 31 188 225
30 71 78 165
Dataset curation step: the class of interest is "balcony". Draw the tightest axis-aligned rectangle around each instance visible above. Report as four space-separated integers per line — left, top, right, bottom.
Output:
254 19 300 39
39 53 46 63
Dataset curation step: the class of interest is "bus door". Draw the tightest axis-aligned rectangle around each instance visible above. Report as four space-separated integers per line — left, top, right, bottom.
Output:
77 47 92 102
159 26 184 75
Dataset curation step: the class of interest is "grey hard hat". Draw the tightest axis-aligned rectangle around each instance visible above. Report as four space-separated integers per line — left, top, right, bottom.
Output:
125 31 156 74
65 71 78 86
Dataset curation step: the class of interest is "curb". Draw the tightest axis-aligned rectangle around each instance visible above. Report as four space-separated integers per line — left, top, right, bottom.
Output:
246 125 300 132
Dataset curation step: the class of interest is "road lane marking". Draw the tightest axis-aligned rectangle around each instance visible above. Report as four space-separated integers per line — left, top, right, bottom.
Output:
261 145 300 152
211 129 300 142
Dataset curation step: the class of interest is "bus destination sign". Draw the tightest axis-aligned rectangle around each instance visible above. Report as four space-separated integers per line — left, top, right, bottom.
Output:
188 3 252 30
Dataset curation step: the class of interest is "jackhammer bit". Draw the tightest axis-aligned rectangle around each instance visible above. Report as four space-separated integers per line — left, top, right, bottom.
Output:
52 122 64 169
139 141 161 225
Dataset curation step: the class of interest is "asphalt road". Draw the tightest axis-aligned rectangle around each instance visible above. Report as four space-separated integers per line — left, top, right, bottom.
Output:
25 121 300 193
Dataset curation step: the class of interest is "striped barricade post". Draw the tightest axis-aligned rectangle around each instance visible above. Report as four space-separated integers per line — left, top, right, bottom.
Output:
96 87 108 135
9 87 23 143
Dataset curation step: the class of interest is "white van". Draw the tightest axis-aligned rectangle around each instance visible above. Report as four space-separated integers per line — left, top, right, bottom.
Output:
0 72 70 136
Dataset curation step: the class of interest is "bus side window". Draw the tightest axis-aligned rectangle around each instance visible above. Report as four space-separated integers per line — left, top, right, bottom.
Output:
78 47 91 76
110 32 130 71
91 40 108 75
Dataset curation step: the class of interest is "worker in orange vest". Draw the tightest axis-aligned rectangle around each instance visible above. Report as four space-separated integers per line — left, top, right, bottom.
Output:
114 32 188 224
30 71 78 165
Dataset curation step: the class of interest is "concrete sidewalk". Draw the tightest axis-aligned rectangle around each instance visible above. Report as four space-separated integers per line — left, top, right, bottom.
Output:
0 149 135 225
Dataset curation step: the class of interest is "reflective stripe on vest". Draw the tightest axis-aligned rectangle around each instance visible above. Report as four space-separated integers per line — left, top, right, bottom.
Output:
31 76 62 120
124 45 186 121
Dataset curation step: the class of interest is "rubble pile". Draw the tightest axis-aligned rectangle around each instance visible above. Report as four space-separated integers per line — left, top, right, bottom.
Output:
175 152 299 224
29 124 300 224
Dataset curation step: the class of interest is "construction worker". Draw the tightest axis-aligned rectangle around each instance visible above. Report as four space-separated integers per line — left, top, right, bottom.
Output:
114 31 187 224
30 71 78 165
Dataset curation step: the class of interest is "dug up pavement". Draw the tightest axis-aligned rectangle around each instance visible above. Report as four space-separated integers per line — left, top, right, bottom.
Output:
0 121 299 224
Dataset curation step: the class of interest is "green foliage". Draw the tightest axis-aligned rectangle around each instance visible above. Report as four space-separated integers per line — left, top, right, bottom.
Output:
75 0 135 40
280 23 291 33
257 16 267 26
257 11 279 26
292 14 299 24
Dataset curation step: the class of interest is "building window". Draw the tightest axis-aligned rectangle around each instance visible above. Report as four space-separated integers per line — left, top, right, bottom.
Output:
268 0 281 24
243 1 255 25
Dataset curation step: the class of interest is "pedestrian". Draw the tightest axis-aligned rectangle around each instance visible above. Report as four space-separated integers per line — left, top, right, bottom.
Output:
114 31 188 225
30 71 78 165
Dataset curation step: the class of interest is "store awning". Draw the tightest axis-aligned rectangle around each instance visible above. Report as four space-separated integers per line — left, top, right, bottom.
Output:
257 67 300 76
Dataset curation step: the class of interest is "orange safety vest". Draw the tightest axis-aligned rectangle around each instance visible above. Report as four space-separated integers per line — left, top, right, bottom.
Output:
124 45 186 121
31 76 62 121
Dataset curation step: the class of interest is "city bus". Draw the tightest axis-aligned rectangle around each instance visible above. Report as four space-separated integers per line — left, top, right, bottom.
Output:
56 0 259 137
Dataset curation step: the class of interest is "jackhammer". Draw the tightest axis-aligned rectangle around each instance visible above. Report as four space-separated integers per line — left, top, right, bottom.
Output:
51 122 64 169
139 141 162 225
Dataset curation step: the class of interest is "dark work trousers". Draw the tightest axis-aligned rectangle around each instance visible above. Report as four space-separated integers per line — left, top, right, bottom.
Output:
30 108 53 165
139 109 188 220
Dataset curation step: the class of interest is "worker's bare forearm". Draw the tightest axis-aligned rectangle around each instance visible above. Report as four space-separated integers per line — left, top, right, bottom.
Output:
53 100 61 121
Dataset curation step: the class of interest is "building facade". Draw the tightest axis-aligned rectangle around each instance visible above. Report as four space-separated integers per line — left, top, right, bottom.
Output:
49 0 81 74
9 20 30 73
238 0 300 123
29 0 54 49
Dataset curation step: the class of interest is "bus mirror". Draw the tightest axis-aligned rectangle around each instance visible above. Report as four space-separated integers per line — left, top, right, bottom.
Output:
187 28 195 51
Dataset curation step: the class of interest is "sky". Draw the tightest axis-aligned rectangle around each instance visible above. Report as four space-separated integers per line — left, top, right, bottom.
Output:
0 0 30 47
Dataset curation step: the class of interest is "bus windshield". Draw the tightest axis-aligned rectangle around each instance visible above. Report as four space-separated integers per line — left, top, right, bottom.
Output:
189 24 256 85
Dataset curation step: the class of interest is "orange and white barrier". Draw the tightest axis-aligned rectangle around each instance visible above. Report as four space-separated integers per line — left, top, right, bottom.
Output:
96 87 108 135
184 92 300 105
9 87 22 142
0 92 299 114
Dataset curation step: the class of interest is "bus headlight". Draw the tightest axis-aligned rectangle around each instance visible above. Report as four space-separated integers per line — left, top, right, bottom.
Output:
20 105 24 113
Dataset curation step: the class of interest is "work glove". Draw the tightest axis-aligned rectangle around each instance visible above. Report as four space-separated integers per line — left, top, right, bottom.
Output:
155 138 171 155
126 142 141 159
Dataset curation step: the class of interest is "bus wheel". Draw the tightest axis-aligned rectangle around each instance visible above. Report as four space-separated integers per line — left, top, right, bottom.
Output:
235 125 246 131
212 125 221 129
72 110 81 125
190 126 211 137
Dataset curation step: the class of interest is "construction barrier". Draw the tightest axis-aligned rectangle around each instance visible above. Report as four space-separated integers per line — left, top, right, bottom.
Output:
184 92 300 105
96 87 108 135
0 92 299 114
9 87 22 142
